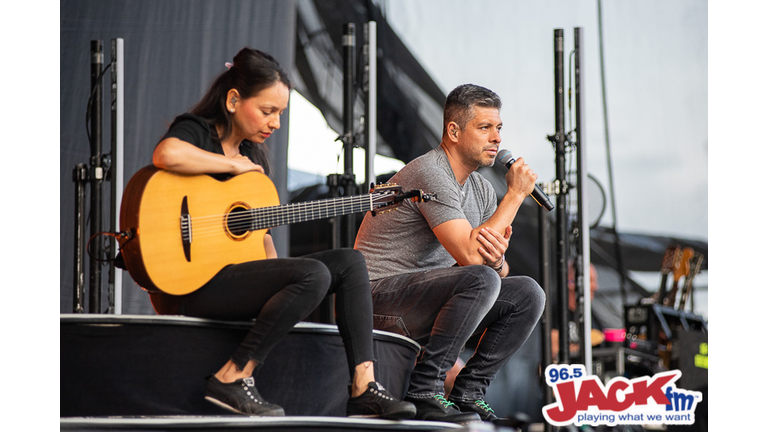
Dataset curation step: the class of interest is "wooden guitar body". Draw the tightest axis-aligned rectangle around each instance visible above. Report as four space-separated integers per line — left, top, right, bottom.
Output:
119 166 277 295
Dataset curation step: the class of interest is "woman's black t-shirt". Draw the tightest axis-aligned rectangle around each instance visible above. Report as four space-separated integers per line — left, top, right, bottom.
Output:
161 113 267 178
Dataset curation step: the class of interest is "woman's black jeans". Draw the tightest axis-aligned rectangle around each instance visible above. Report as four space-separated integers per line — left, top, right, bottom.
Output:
149 248 375 380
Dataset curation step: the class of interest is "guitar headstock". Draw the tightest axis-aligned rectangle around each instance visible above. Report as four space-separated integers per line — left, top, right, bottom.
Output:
686 252 704 280
369 183 435 216
677 250 704 311
660 245 681 275
371 183 401 194
673 247 695 283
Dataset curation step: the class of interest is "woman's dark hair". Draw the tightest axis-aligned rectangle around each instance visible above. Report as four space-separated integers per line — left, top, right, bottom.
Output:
191 47 293 174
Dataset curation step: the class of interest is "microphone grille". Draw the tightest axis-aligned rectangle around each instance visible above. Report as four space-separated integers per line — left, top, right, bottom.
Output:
496 149 514 167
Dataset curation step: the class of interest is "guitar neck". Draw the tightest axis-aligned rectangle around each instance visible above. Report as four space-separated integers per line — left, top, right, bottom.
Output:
248 194 374 231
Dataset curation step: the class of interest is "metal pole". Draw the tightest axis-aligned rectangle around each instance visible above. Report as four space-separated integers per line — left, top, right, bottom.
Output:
597 0 628 306
341 23 357 248
553 29 570 364
539 206 554 432
329 23 358 250
89 40 104 314
109 38 125 314
342 23 356 178
574 27 592 373
364 21 377 189
72 164 88 313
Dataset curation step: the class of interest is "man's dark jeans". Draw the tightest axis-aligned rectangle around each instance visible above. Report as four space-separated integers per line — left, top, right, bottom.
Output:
370 265 545 402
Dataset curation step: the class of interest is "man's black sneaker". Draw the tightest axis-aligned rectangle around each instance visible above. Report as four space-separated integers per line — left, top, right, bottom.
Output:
404 394 481 424
347 382 417 419
204 375 285 416
452 399 499 422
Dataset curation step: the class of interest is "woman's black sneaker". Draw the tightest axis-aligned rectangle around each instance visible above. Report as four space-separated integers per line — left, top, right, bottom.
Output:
404 394 481 424
347 382 417 419
204 375 285 416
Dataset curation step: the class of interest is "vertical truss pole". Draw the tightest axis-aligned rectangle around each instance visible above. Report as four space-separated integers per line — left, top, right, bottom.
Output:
574 27 592 373
553 29 569 364
363 21 377 189
89 40 104 314
341 23 357 248
109 38 125 314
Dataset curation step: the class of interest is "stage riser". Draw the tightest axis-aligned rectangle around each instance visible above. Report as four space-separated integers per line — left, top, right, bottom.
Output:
61 315 420 418
60 417 465 432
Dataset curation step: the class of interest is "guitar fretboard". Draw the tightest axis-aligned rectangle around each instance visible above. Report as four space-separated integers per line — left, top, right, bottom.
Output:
248 194 376 231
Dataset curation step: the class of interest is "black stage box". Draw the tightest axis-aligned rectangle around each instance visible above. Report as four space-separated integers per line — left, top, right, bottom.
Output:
624 305 707 358
60 315 420 417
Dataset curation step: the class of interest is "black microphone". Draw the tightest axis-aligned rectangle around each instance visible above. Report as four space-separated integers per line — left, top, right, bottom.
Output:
496 149 554 211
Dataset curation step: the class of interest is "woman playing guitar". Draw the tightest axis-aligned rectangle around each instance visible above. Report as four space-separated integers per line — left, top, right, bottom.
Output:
146 47 415 419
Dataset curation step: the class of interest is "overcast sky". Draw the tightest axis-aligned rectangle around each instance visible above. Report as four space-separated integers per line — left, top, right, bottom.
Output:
374 0 708 242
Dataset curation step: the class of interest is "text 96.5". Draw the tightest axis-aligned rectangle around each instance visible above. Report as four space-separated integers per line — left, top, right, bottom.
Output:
546 364 587 385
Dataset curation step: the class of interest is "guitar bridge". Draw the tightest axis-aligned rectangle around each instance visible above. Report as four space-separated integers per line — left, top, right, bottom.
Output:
180 196 192 262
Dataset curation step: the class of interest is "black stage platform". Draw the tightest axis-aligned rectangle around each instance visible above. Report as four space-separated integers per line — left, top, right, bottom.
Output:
59 416 476 431
61 315 486 431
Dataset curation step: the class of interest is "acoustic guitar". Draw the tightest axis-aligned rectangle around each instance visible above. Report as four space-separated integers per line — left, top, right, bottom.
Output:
118 165 430 295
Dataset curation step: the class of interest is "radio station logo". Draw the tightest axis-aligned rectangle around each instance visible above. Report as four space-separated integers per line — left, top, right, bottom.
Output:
542 364 702 427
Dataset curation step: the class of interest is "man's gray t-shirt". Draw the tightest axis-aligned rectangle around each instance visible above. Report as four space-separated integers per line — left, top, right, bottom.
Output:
355 146 497 280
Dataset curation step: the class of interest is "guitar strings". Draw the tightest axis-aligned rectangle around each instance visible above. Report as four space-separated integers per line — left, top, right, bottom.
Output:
188 201 374 239
191 194 376 227
185 194 375 224
177 194 385 240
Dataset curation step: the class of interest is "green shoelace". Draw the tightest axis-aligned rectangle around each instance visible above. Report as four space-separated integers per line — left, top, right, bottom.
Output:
433 394 458 409
474 400 495 413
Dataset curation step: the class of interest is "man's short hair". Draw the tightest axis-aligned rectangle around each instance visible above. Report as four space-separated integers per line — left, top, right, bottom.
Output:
443 84 502 133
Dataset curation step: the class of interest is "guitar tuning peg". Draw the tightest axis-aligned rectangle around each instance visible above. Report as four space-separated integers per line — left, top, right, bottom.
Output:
421 192 437 202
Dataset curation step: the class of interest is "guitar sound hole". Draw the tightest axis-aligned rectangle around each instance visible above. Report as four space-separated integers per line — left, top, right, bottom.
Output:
225 204 251 239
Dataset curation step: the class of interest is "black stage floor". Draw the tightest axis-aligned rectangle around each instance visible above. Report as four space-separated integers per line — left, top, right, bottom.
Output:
59 416 485 432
